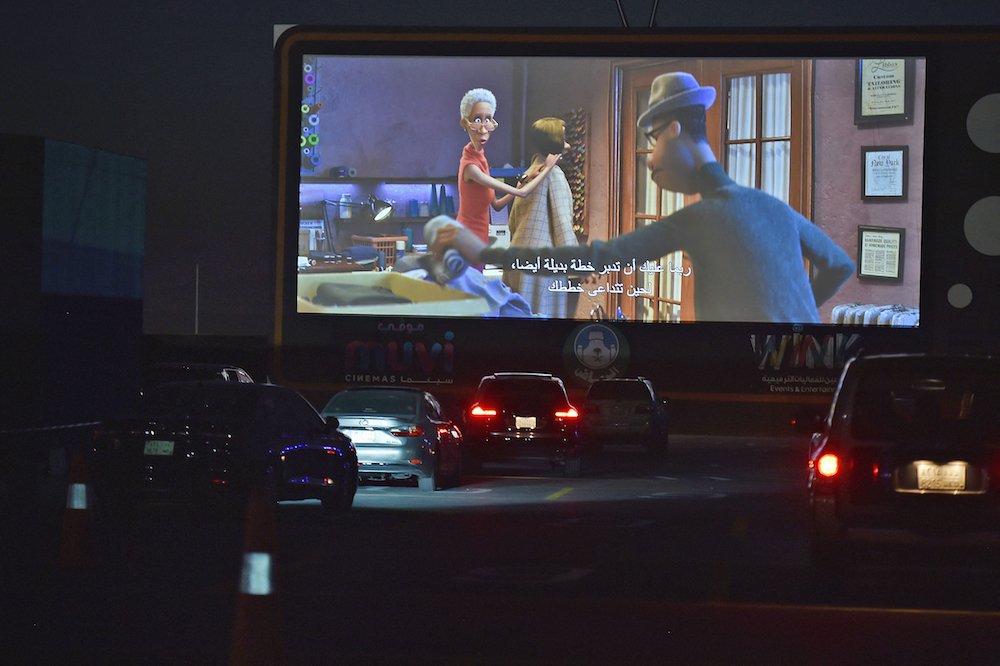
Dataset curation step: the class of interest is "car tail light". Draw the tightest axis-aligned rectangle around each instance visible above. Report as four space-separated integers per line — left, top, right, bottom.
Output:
389 425 424 436
470 404 496 417
555 406 579 419
814 453 840 478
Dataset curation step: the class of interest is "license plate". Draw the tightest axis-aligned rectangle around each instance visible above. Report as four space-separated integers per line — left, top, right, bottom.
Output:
143 440 175 456
916 462 966 491
345 429 379 444
515 416 536 429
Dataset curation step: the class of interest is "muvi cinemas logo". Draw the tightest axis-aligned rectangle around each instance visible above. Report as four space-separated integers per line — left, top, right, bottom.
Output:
343 322 455 385
751 331 864 394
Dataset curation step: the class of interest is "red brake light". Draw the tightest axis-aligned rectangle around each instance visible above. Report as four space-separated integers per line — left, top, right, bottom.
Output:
470 405 496 417
816 453 840 478
555 406 579 419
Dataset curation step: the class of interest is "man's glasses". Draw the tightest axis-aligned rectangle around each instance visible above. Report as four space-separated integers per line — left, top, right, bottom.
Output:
644 122 669 147
466 117 499 133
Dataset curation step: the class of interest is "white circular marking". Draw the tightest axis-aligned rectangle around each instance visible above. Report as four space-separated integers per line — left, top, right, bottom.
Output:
964 197 1000 256
967 93 1000 153
947 283 974 309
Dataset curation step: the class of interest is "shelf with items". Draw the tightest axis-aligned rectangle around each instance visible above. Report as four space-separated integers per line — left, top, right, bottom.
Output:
300 179 463 251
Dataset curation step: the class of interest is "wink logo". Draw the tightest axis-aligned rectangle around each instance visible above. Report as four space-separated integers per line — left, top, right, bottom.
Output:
750 333 864 371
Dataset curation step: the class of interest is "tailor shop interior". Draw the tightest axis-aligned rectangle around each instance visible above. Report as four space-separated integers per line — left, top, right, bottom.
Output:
295 56 922 323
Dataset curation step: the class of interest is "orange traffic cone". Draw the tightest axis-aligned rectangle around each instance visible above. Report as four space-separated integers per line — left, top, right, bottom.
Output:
230 485 284 665
57 452 95 569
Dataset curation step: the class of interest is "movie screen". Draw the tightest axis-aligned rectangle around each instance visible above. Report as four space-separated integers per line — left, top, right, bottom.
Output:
290 53 923 327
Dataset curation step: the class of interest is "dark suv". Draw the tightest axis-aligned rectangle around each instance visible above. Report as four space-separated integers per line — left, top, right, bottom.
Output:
463 372 582 476
808 353 1000 563
582 377 668 454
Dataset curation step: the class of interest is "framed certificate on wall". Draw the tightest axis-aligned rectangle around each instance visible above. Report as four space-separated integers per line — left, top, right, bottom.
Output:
858 225 905 282
861 146 908 202
855 58 915 126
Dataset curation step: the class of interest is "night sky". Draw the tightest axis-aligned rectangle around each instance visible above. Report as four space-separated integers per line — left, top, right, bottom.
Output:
3 1 998 337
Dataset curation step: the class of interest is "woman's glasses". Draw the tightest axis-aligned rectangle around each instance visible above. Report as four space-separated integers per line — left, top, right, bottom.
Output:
465 117 499 133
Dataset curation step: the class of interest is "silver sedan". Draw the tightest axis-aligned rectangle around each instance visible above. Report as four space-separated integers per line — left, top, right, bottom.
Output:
321 387 462 491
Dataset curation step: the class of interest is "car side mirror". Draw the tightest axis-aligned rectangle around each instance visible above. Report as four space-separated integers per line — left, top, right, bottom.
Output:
325 415 340 430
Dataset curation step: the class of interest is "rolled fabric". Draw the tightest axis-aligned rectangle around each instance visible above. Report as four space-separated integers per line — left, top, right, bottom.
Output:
422 216 469 284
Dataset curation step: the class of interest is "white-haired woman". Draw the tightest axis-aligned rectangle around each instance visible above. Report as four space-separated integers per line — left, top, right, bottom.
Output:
456 87 560 246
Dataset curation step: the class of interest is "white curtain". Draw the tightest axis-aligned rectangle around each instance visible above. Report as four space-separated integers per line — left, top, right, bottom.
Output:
640 168 684 321
727 75 756 188
726 72 791 203
761 73 791 202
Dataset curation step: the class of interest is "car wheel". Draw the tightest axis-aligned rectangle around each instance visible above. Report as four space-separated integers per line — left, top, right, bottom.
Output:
445 446 463 488
418 472 437 492
563 456 582 478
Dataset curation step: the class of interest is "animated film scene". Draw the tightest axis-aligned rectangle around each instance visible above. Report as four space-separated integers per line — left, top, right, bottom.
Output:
293 54 924 326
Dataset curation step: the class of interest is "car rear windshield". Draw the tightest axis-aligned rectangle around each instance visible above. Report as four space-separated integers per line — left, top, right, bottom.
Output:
324 390 419 417
142 385 256 420
587 381 651 401
478 379 567 408
850 367 1000 441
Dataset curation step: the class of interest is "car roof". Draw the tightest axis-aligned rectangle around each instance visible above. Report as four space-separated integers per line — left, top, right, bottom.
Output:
146 362 254 382
482 372 558 380
147 380 281 395
589 377 650 383
850 352 999 369
336 385 423 393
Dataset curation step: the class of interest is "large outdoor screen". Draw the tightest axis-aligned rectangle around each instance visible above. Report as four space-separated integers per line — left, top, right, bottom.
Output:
276 31 925 329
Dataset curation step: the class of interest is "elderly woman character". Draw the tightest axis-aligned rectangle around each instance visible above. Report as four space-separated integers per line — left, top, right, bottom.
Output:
504 117 578 318
456 87 561 245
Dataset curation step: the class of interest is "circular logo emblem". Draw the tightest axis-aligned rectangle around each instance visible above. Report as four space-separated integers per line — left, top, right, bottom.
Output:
563 323 630 387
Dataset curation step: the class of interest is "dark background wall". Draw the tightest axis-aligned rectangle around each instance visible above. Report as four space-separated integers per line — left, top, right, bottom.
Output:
3 1 999 338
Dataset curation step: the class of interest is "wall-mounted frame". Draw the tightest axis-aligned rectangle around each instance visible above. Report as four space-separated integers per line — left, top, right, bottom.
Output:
855 58 915 126
861 145 908 202
858 225 905 282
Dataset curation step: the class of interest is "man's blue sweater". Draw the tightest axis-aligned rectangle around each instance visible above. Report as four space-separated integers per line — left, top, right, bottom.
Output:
481 162 855 323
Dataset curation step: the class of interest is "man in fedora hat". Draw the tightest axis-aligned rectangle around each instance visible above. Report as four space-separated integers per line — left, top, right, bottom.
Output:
432 71 854 324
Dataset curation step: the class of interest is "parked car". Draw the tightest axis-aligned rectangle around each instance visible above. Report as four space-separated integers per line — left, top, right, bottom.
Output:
807 353 1000 563
321 386 462 491
144 362 254 385
91 381 357 513
581 377 668 453
463 372 582 476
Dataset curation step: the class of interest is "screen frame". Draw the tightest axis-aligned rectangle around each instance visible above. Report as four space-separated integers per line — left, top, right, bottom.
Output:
271 26 999 393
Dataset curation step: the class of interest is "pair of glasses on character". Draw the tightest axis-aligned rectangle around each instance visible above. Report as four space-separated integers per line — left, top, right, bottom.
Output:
465 117 499 132
644 122 670 147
